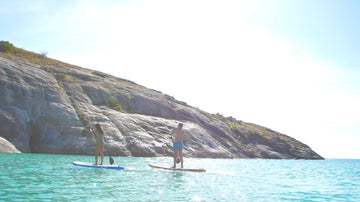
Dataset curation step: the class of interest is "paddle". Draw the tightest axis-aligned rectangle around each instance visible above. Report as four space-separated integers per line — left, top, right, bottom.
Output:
109 156 114 165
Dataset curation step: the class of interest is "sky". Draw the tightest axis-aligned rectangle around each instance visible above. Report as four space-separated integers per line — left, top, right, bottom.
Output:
1 0 359 159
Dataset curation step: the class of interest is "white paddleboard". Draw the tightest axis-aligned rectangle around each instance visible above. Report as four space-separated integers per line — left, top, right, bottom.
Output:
73 161 124 170
149 163 206 172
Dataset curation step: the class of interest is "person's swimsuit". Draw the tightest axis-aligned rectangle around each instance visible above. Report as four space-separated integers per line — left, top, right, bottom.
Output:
172 141 183 151
95 132 104 145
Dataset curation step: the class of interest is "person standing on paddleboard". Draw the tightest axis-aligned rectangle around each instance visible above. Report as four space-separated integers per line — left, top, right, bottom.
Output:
92 123 105 165
172 123 184 168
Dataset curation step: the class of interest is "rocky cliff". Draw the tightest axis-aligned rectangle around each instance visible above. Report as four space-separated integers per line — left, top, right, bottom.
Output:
0 44 323 159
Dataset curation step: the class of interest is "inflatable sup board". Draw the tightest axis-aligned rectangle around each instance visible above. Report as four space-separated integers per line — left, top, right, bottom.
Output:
149 163 206 172
73 161 124 170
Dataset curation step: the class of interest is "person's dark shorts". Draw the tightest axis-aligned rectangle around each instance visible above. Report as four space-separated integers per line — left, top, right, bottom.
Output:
172 141 183 151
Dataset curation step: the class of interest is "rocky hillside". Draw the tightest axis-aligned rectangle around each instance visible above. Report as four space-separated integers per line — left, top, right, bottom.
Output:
0 42 323 159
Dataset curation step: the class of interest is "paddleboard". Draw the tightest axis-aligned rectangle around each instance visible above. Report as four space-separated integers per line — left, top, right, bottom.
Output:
149 163 206 172
73 161 124 170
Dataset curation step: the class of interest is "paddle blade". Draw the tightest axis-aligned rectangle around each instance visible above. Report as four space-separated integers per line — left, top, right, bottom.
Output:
109 156 114 165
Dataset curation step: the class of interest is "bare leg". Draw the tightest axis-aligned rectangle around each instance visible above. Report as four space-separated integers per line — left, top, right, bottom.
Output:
94 145 98 165
99 146 104 165
179 151 183 168
172 151 177 168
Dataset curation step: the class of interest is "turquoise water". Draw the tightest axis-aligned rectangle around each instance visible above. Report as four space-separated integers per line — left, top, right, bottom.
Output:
1 153 359 201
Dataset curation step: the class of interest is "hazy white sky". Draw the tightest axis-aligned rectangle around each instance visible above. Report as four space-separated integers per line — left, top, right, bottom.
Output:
1 0 359 159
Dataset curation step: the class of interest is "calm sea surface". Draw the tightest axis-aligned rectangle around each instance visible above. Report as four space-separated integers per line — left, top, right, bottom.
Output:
0 153 359 201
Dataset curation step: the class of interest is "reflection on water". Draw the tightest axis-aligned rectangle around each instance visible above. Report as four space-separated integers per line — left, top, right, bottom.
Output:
0 154 359 201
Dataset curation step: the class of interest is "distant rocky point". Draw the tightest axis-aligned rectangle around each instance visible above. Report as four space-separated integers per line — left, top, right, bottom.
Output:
0 41 323 159
0 137 20 153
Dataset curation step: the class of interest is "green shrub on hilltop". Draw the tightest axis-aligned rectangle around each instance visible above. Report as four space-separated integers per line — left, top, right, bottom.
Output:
56 72 78 83
0 41 15 53
211 113 227 121
230 123 235 131
109 98 125 113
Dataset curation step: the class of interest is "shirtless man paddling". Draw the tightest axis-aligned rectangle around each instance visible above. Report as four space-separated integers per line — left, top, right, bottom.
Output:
172 123 184 168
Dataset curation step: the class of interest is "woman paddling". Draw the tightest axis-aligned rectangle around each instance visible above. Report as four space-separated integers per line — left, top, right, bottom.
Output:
92 123 105 165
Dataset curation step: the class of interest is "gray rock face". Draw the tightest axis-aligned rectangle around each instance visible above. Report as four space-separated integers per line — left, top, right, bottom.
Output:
0 56 323 159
